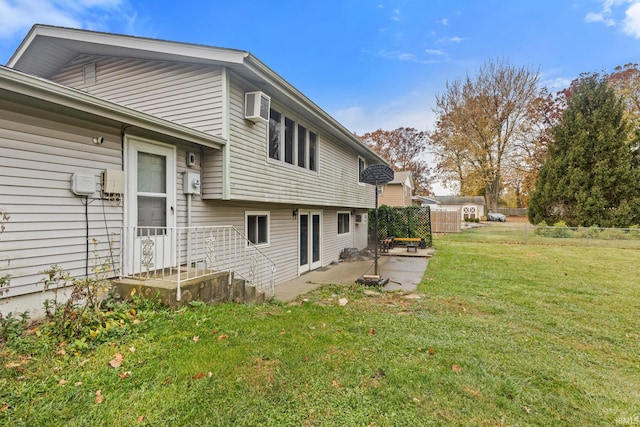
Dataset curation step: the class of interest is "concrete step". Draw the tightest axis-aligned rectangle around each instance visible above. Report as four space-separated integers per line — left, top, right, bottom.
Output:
113 271 267 308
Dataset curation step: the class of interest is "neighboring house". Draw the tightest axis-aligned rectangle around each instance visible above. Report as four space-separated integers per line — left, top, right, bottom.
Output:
0 25 386 316
415 195 486 221
377 170 414 207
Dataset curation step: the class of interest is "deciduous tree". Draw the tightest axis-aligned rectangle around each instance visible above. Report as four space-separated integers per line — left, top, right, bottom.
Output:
429 59 544 212
359 127 432 194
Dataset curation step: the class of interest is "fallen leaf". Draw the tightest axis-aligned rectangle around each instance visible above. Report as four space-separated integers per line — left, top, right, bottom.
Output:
5 362 23 368
192 372 206 380
428 348 435 355
217 334 228 341
129 346 136 353
208 372 213 378
162 377 172 386
56 348 66 356
137 415 146 423
338 298 348 306
58 379 68 385
279 329 286 335
523 406 531 414
192 336 199 342
75 381 83 387
368 328 376 336
1 404 9 412
119 371 132 379
109 353 123 368
322 323 327 329
463 386 482 398
452 364 462 374
331 380 340 389
79 358 91 366
95 390 103 404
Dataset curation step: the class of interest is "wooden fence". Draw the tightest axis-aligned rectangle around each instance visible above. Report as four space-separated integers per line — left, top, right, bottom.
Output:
498 208 528 216
431 210 461 233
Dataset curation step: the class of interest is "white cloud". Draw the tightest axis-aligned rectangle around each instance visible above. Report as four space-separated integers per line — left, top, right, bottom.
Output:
437 18 448 26
375 49 443 64
0 0 132 39
623 1 640 37
585 0 640 33
585 11 615 26
425 49 446 56
540 76 573 91
437 36 465 44
333 92 436 136
333 97 451 194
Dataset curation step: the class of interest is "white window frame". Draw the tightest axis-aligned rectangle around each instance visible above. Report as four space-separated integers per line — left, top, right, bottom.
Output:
267 106 319 173
358 156 366 185
337 211 351 235
245 211 270 247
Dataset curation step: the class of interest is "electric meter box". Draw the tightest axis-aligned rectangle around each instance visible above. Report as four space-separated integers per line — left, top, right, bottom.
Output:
183 172 201 195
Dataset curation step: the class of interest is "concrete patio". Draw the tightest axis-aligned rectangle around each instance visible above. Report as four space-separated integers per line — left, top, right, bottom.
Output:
274 248 434 302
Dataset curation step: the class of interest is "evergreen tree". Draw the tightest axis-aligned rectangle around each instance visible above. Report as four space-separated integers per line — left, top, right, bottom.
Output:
528 75 640 227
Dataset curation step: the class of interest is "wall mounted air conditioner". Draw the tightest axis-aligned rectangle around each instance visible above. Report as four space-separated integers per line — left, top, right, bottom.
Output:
355 214 367 224
244 91 270 123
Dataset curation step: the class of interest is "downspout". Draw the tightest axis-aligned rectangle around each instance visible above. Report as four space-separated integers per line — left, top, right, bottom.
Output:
221 67 231 200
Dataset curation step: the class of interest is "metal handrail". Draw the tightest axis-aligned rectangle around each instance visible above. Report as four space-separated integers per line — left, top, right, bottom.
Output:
121 225 276 301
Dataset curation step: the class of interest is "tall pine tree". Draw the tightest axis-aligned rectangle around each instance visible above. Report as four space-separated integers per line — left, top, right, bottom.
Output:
528 75 640 227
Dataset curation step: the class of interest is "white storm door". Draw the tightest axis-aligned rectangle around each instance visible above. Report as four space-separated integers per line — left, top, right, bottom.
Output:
126 138 176 274
299 211 322 274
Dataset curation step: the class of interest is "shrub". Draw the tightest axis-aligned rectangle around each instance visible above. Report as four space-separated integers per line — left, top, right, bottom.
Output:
597 228 627 240
550 221 573 238
535 221 573 238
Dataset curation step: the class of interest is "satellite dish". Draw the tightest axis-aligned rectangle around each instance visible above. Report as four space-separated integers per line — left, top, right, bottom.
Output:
360 164 394 185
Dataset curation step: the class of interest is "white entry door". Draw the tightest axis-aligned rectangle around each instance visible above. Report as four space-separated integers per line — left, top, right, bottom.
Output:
299 211 322 274
125 137 176 275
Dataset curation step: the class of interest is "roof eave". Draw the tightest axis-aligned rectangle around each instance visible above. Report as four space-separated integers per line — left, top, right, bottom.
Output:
1 66 226 150
243 55 388 165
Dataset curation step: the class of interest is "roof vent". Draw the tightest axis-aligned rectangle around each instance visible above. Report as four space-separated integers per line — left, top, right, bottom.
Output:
244 91 270 123
83 63 96 85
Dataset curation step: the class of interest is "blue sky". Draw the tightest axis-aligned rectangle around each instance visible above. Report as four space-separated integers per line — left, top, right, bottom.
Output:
1 1 639 193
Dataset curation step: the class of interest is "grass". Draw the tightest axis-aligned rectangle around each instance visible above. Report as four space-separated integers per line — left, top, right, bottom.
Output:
1 237 639 426
447 222 640 249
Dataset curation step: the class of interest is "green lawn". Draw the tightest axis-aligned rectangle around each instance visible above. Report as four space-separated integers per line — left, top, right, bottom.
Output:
1 237 638 426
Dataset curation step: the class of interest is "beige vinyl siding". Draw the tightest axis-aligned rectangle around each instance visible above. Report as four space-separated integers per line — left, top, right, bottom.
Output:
0 100 123 297
51 56 225 135
221 76 375 208
322 209 360 265
353 212 369 249
378 184 409 207
201 147 223 199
